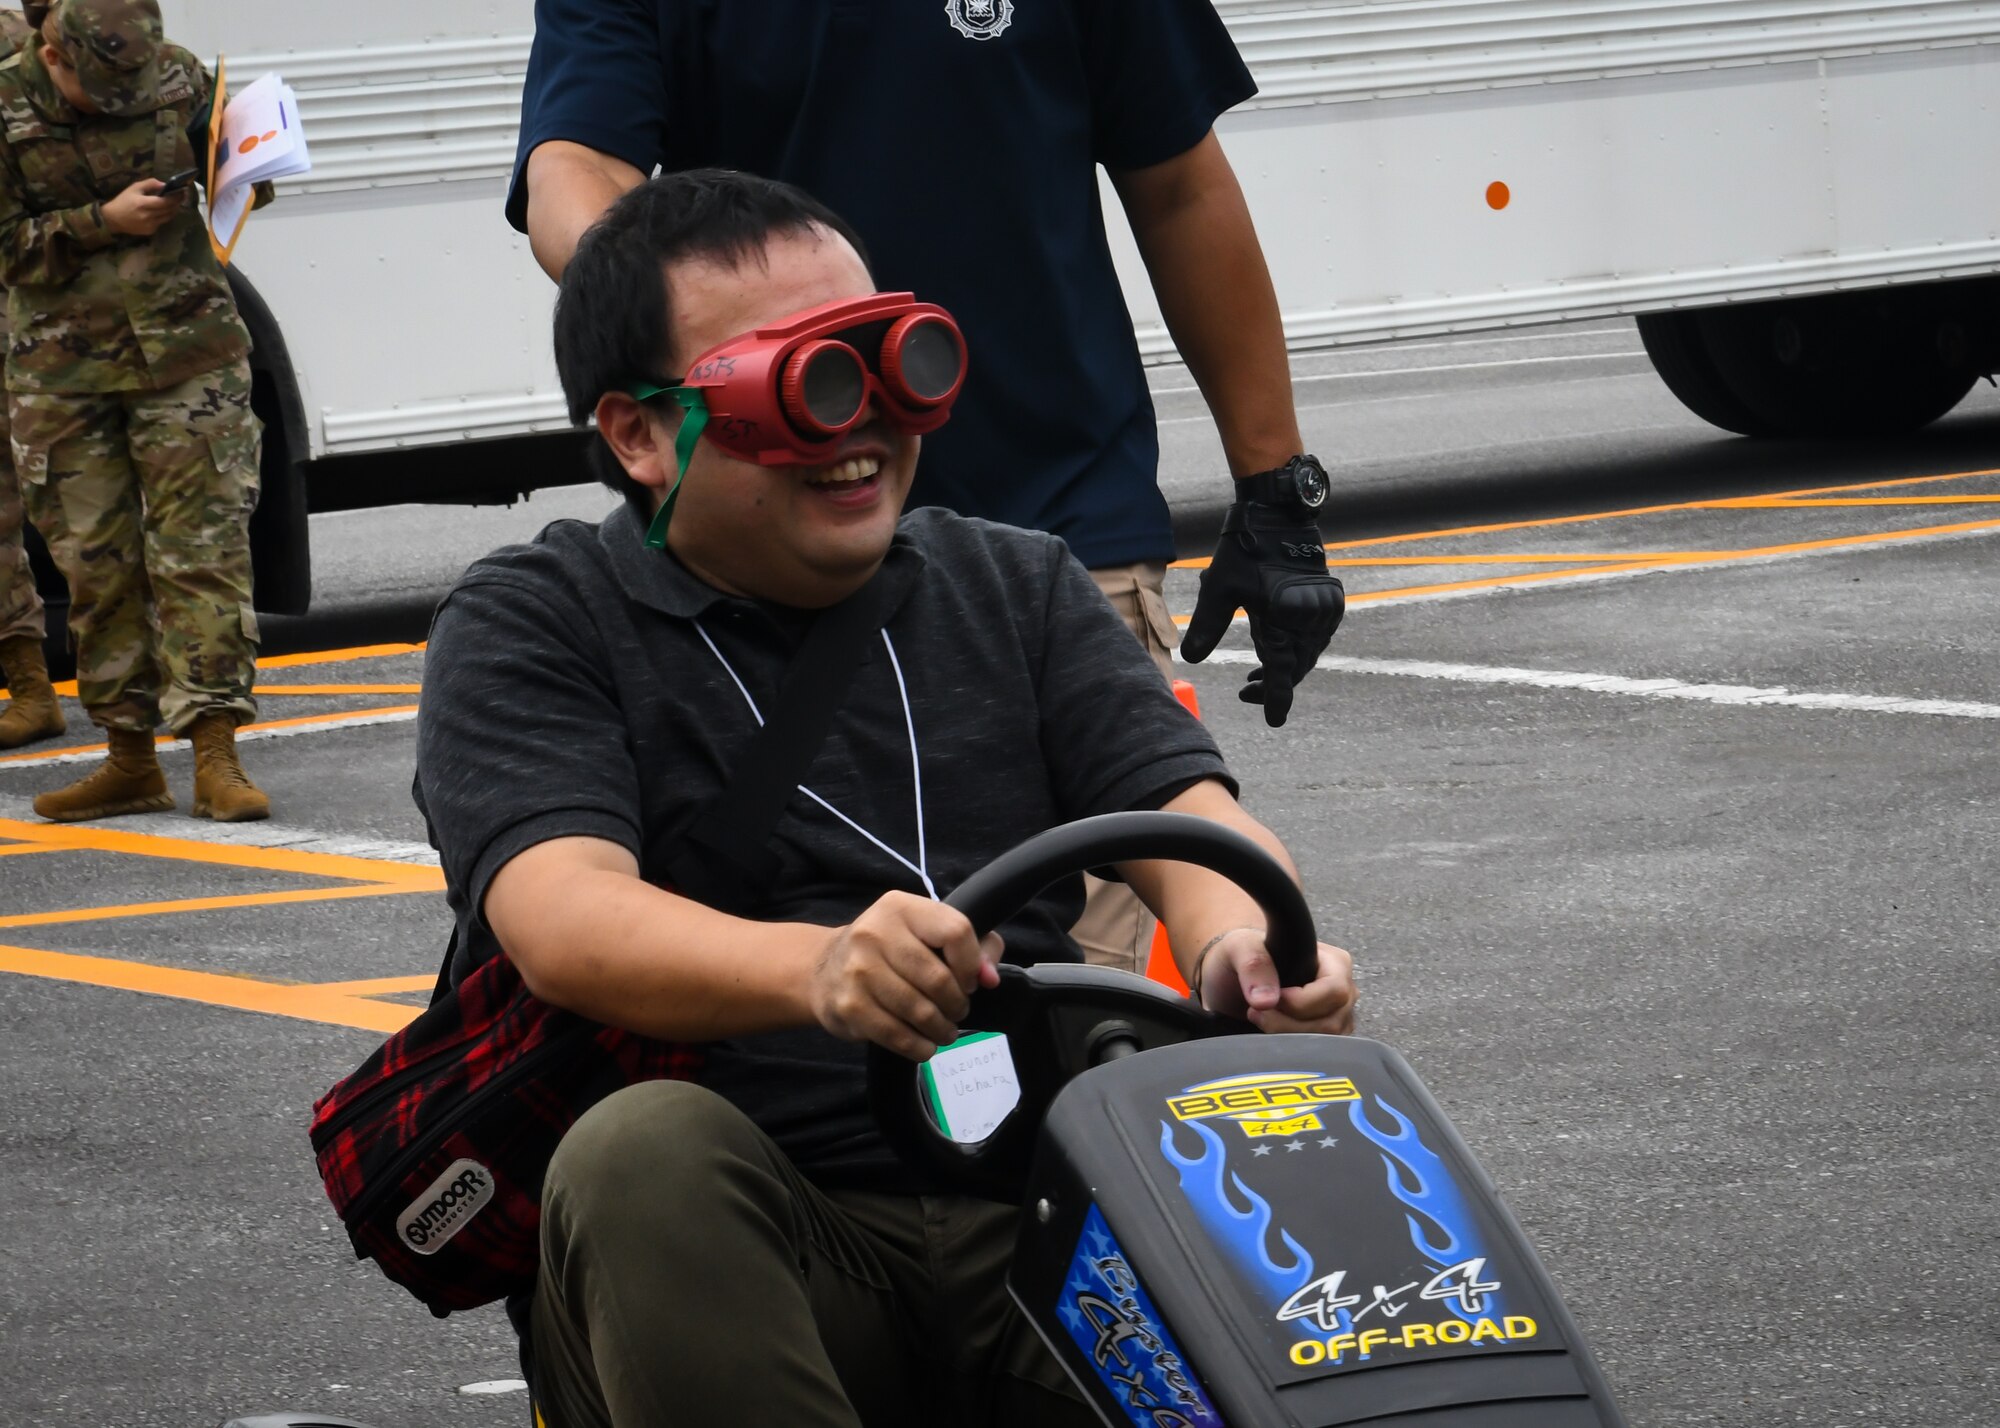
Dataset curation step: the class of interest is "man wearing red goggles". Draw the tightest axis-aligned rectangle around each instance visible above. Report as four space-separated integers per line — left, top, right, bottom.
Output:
414 170 1356 1428
628 292 968 549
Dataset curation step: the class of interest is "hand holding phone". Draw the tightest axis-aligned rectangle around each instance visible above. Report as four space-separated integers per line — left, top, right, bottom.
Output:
157 167 200 194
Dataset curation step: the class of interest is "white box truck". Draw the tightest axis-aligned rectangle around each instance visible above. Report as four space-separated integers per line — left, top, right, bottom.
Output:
120 0 2000 619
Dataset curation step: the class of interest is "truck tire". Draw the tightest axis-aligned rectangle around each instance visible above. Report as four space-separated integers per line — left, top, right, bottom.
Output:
1635 310 1774 437
1650 288 1979 439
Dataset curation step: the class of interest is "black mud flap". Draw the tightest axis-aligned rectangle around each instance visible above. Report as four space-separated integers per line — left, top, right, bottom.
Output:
1011 1035 1624 1428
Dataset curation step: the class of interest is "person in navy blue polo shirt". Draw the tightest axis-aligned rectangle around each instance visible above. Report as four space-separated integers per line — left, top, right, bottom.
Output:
507 0 1348 973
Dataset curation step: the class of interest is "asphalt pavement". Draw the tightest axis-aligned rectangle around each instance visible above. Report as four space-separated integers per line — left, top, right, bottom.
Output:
3 322 1997 1427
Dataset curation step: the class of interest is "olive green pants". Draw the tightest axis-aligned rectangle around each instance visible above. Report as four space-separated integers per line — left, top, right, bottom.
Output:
528 1081 1102 1428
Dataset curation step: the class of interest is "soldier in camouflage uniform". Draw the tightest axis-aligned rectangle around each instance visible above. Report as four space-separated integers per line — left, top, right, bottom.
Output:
0 3 66 749
0 0 269 818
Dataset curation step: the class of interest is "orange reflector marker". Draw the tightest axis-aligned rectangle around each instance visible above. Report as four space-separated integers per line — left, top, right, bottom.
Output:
1145 680 1201 996
1487 181 1511 210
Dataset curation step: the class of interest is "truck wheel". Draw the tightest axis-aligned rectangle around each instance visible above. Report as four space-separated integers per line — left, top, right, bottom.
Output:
1636 311 1774 437
1679 290 1975 438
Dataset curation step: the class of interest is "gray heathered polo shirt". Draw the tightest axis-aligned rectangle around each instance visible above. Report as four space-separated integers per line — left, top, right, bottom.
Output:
414 503 1233 1187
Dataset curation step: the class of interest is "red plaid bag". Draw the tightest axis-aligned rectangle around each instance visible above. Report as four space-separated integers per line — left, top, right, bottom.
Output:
315 565 898 1315
309 949 700 1315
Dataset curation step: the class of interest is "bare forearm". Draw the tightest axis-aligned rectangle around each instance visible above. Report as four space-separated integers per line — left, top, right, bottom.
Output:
523 140 646 281
1114 132 1301 478
1117 779 1299 979
486 841 823 1039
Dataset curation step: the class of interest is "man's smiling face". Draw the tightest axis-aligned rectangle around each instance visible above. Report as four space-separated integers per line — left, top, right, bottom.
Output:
654 226 918 608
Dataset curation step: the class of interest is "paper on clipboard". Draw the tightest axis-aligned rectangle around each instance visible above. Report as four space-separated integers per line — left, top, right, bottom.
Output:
205 64 311 264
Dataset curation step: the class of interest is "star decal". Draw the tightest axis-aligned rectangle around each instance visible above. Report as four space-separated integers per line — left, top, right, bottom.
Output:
1286 1139 1306 1152
1319 1136 1339 1148
1252 1144 1272 1156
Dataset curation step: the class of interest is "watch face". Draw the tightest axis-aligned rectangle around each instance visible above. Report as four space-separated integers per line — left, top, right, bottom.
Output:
1293 457 1329 508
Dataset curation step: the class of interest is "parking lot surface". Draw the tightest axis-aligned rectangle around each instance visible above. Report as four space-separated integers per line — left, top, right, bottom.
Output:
3 335 1997 1427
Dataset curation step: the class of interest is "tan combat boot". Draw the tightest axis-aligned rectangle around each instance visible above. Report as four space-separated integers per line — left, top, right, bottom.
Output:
189 712 270 822
33 726 172 821
0 633 66 748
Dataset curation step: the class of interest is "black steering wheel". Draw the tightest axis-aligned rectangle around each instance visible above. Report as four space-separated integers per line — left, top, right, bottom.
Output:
866 811 1319 1201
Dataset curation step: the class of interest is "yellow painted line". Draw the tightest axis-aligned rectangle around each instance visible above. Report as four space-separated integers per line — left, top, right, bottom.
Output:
0 941 419 1034
0 882 422 931
0 704 420 766
249 683 424 695
0 841 74 857
1720 496 2000 508
33 640 430 696
1327 552 1731 567
1171 559 1670 620
311 973 439 996
255 642 426 669
1170 514 2000 620
0 818 443 887
1337 516 2000 604
1169 465 2000 568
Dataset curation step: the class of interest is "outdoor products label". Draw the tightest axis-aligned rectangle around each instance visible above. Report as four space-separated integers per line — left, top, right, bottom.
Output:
396 1158 494 1255
1154 1071 1561 1381
1056 1205 1223 1428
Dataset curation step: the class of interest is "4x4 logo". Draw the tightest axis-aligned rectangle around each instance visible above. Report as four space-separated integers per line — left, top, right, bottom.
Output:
1275 1257 1503 1331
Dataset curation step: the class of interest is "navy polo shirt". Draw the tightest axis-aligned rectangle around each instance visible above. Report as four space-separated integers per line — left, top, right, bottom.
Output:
509 0 1256 570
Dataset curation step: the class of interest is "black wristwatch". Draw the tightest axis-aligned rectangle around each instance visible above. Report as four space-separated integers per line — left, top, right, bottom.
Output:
1235 454 1330 516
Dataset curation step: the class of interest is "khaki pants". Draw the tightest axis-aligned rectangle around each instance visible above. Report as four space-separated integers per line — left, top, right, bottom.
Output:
527 1081 1100 1428
1070 560 1179 973
10 357 262 733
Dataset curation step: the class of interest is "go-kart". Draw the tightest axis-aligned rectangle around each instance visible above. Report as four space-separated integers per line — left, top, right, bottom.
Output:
228 812 1623 1428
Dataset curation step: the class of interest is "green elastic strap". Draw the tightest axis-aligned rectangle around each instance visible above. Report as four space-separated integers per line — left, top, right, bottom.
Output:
632 385 710 550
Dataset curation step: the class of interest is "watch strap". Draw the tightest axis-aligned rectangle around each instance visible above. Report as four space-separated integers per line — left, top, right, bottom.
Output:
1222 500 1323 535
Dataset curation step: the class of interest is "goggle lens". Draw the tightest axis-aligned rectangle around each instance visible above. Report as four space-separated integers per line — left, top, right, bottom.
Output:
883 315 964 406
785 340 869 436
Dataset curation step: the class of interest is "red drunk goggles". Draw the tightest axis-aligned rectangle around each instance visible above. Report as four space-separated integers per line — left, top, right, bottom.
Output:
631 293 968 548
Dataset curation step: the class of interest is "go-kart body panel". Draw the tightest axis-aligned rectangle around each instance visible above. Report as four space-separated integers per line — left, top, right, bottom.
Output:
1011 1035 1625 1428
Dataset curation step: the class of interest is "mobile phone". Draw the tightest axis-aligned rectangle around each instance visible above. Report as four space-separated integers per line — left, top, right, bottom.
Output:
158 167 199 194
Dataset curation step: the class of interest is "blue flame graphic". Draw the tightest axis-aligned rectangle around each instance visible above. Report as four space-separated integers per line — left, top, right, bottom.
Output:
1159 1117 1315 1316
1346 1095 1502 1320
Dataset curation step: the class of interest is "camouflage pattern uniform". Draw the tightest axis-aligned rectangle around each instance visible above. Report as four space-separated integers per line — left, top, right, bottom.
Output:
0 0 260 736
0 6 44 650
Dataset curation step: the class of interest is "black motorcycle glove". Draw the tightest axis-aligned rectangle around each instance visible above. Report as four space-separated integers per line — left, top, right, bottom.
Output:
1180 506 1346 728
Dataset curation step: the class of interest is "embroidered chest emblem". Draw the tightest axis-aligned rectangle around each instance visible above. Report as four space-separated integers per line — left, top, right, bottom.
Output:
945 0 1014 40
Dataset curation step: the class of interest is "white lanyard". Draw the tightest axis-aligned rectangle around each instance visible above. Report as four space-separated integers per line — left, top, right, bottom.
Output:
693 621 938 902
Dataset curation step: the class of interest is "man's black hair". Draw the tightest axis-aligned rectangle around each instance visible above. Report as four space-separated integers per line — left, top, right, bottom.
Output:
553 168 872 512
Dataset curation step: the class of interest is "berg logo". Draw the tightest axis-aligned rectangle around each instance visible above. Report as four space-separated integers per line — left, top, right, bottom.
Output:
396 1158 495 1255
1166 1072 1360 1138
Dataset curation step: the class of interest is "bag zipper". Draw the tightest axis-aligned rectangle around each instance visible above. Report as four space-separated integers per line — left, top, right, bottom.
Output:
311 1009 498 1152
344 1017 594 1226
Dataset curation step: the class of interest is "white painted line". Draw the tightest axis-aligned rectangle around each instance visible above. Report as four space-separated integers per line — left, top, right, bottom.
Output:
458 1379 529 1396
1191 648 2000 721
0 708 418 770
0 795 441 865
